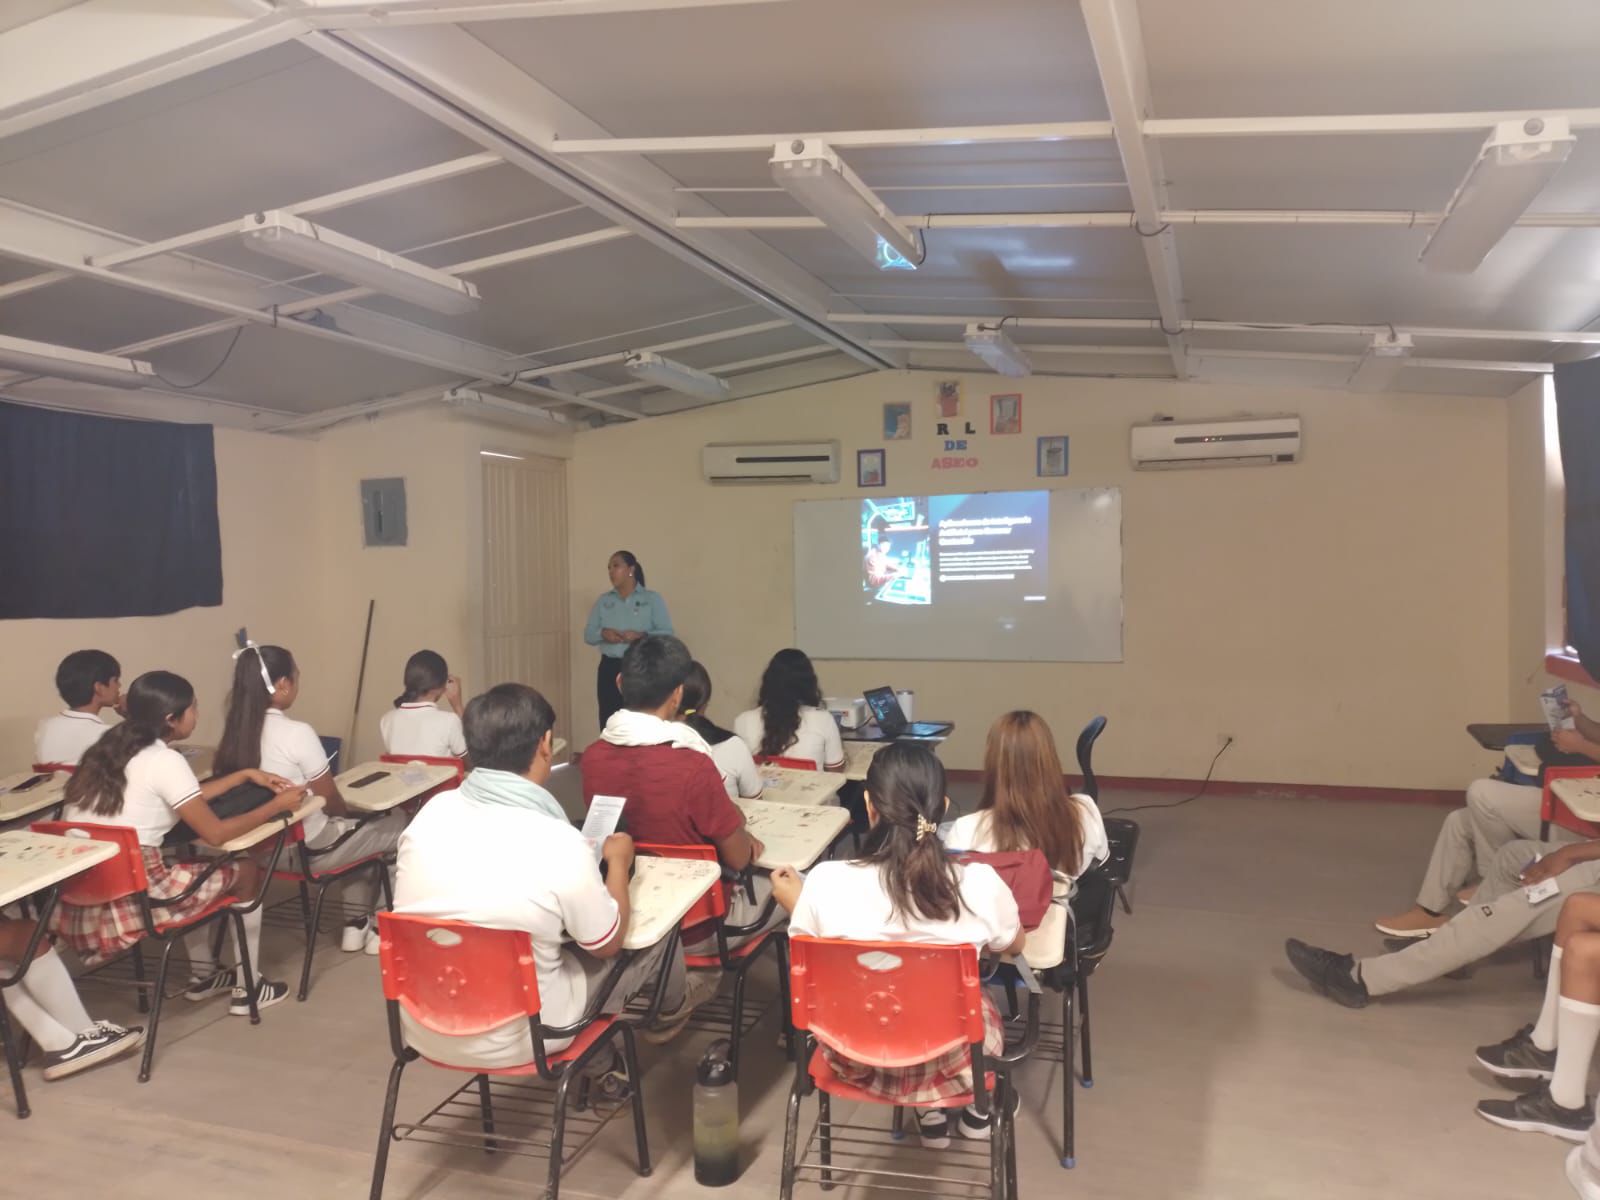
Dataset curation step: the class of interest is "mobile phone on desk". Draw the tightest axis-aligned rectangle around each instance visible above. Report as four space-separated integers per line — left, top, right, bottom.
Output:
9 774 51 793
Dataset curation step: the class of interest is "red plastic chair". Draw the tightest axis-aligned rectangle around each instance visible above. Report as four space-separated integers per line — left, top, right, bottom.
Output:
756 755 820 771
271 816 396 1002
30 763 74 774
635 843 789 1076
369 912 650 1200
31 820 285 1082
779 936 1039 1200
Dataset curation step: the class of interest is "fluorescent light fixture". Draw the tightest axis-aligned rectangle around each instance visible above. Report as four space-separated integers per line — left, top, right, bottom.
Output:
0 333 155 388
445 388 567 427
239 211 481 314
1420 117 1574 273
1347 332 1413 392
479 450 526 460
964 323 1032 378
770 138 924 271
623 351 730 400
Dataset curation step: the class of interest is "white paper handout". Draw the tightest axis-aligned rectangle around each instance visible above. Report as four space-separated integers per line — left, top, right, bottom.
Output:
582 794 627 861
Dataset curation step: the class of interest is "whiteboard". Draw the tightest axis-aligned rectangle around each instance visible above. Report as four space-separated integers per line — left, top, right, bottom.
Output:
793 487 1123 663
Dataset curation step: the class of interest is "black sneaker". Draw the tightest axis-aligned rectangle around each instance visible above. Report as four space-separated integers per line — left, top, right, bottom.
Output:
1476 1084 1593 1141
917 1110 952 1149
184 967 237 1002
228 977 290 1016
41 1022 146 1081
1476 1024 1558 1081
956 1089 1019 1142
1284 939 1369 1009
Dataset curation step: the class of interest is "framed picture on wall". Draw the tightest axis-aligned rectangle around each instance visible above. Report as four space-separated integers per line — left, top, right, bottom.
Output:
990 392 1022 435
883 402 912 440
857 448 886 488
1037 435 1068 477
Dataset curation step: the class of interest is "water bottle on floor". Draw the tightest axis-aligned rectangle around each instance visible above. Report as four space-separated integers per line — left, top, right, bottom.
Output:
693 1039 739 1186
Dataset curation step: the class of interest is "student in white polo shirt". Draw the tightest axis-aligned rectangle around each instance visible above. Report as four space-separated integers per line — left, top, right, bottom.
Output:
733 648 845 770
34 649 122 767
211 643 406 959
393 683 695 1069
379 650 467 761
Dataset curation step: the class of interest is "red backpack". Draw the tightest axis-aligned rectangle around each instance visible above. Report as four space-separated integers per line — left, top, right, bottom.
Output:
952 848 1055 931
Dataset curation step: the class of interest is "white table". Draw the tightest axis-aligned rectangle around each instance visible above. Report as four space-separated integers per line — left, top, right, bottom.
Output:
624 856 720 950
840 741 886 783
1552 775 1600 822
1505 743 1543 777
758 766 848 806
220 796 326 852
337 761 458 812
0 830 118 908
737 799 850 871
0 771 69 827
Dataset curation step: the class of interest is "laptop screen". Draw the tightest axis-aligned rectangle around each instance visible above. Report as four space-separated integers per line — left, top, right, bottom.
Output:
863 687 904 729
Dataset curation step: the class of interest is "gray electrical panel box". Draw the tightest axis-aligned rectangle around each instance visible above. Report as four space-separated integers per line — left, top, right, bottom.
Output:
360 478 407 547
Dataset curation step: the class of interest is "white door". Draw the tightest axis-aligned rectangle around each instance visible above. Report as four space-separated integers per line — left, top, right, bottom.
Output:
482 454 571 742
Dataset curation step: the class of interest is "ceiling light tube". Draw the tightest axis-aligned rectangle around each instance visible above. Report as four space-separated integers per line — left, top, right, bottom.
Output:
1420 117 1575 273
770 139 925 270
1347 332 1413 391
444 387 568 426
0 333 156 388
239 211 481 314
622 351 730 400
963 323 1032 378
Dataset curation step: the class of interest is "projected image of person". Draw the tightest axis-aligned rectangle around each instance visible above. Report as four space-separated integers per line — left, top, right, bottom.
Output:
860 499 931 606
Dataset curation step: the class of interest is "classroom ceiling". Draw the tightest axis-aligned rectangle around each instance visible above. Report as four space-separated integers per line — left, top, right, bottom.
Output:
0 0 1597 431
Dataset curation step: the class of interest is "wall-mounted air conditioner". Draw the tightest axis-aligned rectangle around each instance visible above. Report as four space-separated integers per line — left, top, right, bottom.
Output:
702 440 841 484
1130 417 1301 470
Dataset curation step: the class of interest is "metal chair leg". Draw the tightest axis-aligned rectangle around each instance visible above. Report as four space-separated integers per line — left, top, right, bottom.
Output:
818 1090 833 1191
233 913 261 1024
0 991 31 1118
298 882 330 1002
619 1024 652 1177
779 1076 804 1200
138 939 177 1083
547 1069 575 1200
1004 1078 1019 1200
776 936 794 1061
476 1073 497 1154
1116 883 1132 915
989 1079 1007 1200
728 963 748 1078
1061 983 1076 1167
130 943 149 1015
368 1057 407 1200
1078 974 1094 1088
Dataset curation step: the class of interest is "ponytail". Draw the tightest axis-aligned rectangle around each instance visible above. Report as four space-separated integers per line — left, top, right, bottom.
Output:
613 549 645 589
395 649 448 708
213 644 295 775
857 742 964 923
67 671 195 817
680 660 733 745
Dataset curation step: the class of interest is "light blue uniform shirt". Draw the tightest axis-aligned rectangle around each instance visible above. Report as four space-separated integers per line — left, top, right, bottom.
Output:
584 587 673 658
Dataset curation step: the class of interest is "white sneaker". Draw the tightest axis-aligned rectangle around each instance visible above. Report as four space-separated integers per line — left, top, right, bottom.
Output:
341 918 372 953
363 922 382 956
1568 1146 1600 1200
917 1109 952 1149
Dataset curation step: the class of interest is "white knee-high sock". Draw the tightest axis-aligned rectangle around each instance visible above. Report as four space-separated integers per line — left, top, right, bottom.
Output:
186 908 265 984
1551 997 1600 1109
236 908 264 982
1533 946 1565 1051
0 950 91 1052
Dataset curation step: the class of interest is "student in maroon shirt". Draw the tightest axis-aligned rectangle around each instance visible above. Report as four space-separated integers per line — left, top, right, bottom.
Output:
582 635 777 945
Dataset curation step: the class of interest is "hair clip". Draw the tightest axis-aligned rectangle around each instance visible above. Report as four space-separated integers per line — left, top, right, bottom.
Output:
915 814 937 842
231 640 274 693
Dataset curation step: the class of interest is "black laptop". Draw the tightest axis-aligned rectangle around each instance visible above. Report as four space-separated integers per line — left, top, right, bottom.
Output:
861 687 952 740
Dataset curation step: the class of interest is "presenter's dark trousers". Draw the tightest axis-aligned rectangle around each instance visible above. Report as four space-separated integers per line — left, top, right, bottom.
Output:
597 655 624 728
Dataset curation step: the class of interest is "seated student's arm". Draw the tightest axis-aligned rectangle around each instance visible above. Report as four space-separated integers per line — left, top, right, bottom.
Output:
688 756 763 870
561 834 632 960
177 786 309 848
1519 839 1600 886
820 715 846 772
770 864 804 913
445 713 472 771
283 720 353 817
731 740 764 799
1556 700 1600 761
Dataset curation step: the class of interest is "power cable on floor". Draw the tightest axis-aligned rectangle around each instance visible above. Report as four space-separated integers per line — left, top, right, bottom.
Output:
1101 736 1234 815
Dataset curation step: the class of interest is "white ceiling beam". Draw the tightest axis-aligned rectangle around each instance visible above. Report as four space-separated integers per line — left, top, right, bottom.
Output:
868 339 1170 358
0 0 301 142
1147 109 1600 139
299 22 901 371
297 0 792 26
1081 0 1188 379
678 209 1600 231
549 121 1114 155
1191 347 1554 374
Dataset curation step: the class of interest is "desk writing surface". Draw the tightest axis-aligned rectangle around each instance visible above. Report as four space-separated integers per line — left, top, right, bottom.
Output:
0 771 69 825
0 832 117 908
840 741 885 783
840 722 953 745
1505 743 1543 777
1467 724 1546 753
1552 776 1600 823
737 799 850 870
758 766 847 806
624 856 719 950
337 761 457 812
219 796 325 852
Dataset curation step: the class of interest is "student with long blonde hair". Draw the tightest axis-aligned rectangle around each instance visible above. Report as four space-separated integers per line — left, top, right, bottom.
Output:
944 711 1108 879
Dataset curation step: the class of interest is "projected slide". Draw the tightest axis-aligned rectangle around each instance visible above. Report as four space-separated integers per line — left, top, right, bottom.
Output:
795 487 1123 663
860 491 1047 609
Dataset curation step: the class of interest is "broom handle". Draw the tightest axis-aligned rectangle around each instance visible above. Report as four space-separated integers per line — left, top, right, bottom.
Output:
347 599 376 764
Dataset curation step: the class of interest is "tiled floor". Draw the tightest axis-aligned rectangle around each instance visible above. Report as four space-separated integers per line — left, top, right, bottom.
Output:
6 783 1581 1199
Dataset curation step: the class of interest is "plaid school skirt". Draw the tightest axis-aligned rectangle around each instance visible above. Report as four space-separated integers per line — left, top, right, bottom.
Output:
51 847 241 967
819 996 1005 1106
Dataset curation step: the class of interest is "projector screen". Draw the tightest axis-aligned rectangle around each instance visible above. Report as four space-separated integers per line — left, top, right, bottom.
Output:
793 487 1123 662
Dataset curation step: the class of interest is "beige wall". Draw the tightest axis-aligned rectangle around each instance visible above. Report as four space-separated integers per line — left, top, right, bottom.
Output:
0 404 571 770
567 372 1512 790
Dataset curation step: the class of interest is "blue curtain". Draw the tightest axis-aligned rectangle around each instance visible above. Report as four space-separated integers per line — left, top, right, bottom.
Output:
0 401 223 619
1555 360 1600 677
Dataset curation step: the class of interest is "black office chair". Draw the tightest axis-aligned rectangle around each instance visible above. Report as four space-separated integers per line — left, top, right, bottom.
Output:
1076 717 1139 916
